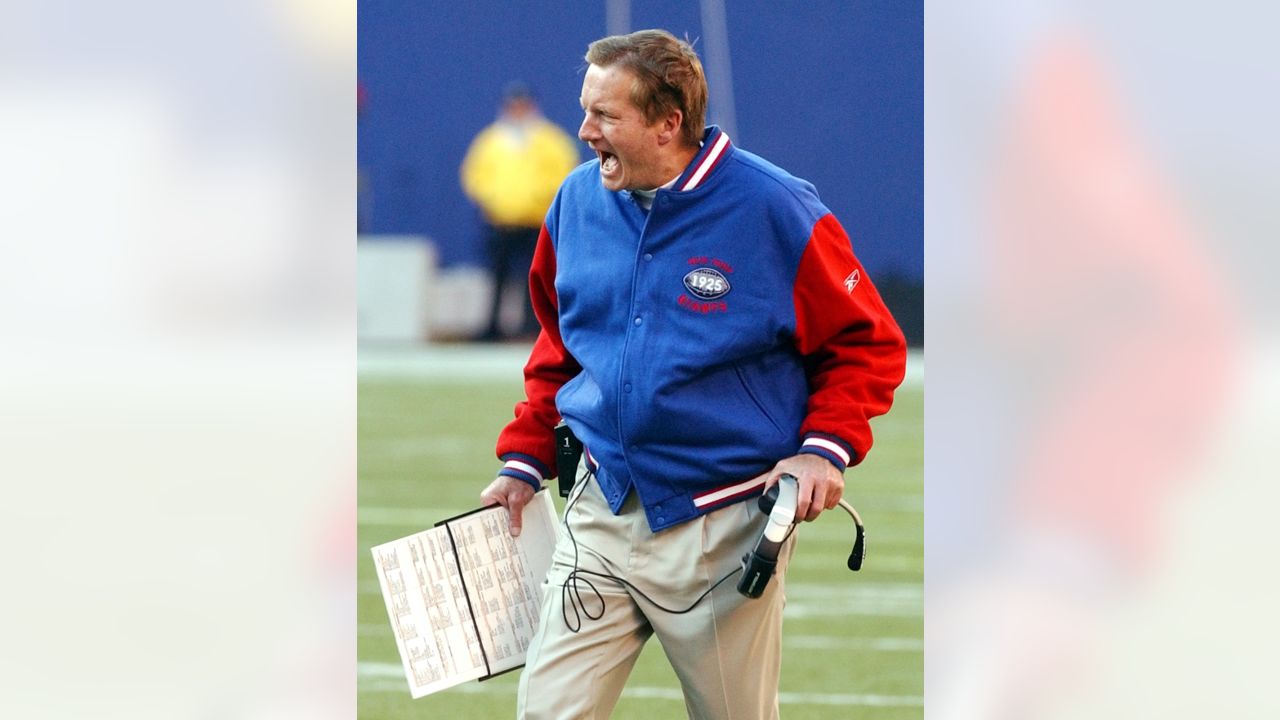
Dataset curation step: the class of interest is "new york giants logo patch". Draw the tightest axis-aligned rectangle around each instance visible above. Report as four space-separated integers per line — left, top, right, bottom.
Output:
678 257 734 314
683 268 732 300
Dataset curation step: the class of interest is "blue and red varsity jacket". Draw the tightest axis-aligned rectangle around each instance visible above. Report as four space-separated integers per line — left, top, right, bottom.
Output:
496 127 906 532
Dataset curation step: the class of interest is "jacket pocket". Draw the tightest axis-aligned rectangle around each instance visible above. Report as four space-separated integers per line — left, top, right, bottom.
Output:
733 364 787 438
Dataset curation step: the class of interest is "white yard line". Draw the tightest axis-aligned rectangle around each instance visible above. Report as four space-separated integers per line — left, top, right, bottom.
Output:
783 602 921 618
356 662 922 706
786 635 923 651
785 582 921 598
783 582 923 617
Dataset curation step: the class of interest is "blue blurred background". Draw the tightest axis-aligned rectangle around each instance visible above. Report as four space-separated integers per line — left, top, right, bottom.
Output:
358 0 922 343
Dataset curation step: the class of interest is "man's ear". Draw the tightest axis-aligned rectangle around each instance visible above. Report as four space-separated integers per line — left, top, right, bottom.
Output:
656 110 684 146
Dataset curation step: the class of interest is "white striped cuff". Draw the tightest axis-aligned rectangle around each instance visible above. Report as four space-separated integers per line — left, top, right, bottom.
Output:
502 459 544 483
801 437 851 467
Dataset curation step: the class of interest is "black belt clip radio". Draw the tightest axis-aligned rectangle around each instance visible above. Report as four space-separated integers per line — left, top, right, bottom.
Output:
554 421 583 498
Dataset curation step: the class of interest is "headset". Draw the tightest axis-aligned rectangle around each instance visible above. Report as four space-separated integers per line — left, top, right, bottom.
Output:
737 473 866 598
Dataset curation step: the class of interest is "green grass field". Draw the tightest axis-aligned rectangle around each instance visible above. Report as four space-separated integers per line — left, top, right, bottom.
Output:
358 349 922 718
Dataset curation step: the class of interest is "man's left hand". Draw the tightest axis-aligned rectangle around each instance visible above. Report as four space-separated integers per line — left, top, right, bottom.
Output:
765 453 844 522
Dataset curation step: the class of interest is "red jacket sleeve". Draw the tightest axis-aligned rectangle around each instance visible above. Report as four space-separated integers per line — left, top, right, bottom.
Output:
494 225 582 489
792 214 907 471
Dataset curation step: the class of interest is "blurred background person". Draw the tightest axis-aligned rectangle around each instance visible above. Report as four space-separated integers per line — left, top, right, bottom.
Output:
460 81 579 342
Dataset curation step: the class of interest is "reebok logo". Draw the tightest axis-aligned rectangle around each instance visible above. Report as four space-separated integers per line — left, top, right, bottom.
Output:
843 269 860 293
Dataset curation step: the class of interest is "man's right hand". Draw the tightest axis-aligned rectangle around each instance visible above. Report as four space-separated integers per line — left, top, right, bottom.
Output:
479 475 536 536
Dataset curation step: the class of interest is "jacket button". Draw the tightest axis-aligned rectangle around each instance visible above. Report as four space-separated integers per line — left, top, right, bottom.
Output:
633 316 643 326
656 516 666 525
623 383 632 393
643 253 653 262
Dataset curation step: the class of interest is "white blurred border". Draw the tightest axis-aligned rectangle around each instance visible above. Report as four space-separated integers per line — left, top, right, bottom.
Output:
927 2 1278 718
1 1 354 717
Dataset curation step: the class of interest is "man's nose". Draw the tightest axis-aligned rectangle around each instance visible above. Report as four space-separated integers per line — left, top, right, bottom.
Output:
578 116 598 142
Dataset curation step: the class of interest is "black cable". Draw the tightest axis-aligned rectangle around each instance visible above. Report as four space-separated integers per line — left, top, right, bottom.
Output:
559 467 751 633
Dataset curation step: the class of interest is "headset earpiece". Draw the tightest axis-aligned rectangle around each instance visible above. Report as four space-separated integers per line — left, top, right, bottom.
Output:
848 523 865 571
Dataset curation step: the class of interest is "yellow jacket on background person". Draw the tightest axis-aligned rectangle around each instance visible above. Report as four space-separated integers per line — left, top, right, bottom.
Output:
461 115 579 229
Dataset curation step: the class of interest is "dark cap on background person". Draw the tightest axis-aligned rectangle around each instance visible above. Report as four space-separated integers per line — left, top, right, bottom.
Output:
502 81 534 102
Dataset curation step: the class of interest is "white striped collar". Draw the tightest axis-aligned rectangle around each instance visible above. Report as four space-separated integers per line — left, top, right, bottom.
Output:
674 126 733 193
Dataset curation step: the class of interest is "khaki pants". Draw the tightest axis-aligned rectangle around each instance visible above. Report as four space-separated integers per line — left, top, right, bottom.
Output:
517 475 794 719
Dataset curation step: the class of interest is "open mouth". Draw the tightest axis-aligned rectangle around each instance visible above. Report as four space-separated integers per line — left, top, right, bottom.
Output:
598 150 619 174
